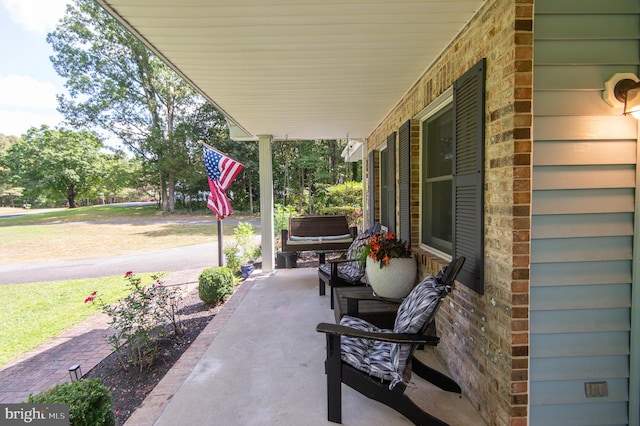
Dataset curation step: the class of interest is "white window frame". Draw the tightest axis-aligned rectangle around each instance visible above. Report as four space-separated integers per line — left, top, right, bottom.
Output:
416 86 453 260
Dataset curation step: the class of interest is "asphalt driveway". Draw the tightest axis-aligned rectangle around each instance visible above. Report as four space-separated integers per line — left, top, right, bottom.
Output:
0 203 262 285
0 243 221 284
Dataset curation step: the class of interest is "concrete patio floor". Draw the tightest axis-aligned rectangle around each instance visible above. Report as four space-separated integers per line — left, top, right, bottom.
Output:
141 267 485 426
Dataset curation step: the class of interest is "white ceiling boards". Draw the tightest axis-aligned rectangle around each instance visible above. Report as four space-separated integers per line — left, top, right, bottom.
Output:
97 0 484 140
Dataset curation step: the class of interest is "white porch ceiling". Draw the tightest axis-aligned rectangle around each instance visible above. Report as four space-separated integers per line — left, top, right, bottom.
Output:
97 0 484 141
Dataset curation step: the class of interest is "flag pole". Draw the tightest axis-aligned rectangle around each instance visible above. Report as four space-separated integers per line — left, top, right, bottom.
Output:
199 140 237 161
200 140 226 266
198 139 217 152
218 218 224 266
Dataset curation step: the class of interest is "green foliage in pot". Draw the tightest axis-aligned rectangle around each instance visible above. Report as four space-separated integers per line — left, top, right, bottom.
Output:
234 221 259 264
28 378 115 426
224 246 242 275
198 267 236 305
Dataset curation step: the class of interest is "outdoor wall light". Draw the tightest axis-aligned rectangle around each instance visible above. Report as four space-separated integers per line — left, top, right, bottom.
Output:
68 364 82 381
603 73 640 119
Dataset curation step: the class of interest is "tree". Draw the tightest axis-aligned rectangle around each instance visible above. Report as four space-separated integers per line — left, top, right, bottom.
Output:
0 134 19 151
1 126 104 208
0 133 22 206
271 139 353 214
47 0 218 213
101 150 142 203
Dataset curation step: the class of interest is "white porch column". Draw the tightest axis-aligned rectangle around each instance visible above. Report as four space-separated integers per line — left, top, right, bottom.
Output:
257 134 275 272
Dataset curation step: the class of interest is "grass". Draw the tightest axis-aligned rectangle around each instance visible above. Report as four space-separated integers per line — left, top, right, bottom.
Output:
0 204 162 225
0 273 157 367
0 205 253 265
0 204 260 367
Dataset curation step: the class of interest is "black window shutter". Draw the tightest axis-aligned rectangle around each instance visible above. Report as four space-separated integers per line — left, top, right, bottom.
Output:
368 150 376 226
398 120 411 244
386 132 396 234
453 58 485 294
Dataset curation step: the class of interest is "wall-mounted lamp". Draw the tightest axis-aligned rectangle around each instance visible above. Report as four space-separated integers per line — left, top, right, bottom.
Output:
68 364 82 381
603 73 640 119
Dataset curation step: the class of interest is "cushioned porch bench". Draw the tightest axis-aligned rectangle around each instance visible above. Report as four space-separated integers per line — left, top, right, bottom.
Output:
281 215 357 264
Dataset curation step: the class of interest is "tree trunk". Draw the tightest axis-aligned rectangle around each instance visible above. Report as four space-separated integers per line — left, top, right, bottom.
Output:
160 173 168 212
167 171 175 212
68 184 76 208
307 171 313 214
299 169 304 213
248 173 253 214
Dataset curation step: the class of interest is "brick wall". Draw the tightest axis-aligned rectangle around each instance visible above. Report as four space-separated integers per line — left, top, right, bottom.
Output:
365 1 533 424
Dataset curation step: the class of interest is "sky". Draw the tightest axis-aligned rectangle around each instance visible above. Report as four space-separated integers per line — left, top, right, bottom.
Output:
0 0 70 137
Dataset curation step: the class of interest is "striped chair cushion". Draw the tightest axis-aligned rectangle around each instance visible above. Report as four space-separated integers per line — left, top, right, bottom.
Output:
391 276 444 378
319 230 372 281
318 262 364 282
338 275 447 389
345 231 371 275
339 315 399 385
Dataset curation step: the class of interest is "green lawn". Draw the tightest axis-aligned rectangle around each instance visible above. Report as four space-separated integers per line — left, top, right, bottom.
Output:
0 205 252 265
0 204 259 367
0 274 157 367
0 204 163 225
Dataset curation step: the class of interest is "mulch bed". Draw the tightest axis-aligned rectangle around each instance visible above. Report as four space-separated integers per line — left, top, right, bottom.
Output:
83 251 331 425
83 287 218 425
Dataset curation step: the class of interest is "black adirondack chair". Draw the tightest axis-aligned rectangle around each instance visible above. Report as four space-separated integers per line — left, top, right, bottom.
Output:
316 257 465 425
318 223 381 308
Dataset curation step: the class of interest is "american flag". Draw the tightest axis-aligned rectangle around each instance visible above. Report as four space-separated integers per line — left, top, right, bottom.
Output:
203 145 243 220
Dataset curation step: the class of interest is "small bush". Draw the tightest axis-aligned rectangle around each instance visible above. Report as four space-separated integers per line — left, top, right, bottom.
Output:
224 246 242 275
234 222 257 257
28 378 115 426
319 206 363 229
198 267 236 305
85 273 183 372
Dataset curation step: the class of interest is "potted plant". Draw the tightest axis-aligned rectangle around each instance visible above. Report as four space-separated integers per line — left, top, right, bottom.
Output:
240 247 261 279
360 232 416 298
235 222 258 279
224 245 242 276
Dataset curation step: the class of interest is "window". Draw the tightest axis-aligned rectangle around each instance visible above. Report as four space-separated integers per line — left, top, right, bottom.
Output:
418 58 485 294
421 105 453 253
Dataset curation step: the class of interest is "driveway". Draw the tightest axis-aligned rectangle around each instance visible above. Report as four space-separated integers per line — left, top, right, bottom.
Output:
0 243 221 285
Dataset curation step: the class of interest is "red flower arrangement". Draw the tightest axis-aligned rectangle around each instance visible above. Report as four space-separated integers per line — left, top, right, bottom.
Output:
361 232 412 268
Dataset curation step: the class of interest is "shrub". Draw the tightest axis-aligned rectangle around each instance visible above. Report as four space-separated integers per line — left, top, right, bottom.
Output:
327 181 362 205
28 378 115 426
84 273 183 372
198 267 236 305
319 206 363 229
274 204 299 238
234 222 256 252
224 246 242 275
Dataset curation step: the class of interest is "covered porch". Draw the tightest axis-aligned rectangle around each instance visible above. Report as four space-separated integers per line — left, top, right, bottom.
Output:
74 1 640 423
95 0 487 274
126 267 484 425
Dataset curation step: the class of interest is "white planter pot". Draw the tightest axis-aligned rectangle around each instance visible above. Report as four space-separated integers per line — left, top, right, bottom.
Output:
365 255 417 299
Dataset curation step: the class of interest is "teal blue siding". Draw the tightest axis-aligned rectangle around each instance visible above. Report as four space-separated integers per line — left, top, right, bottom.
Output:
532 1 639 424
